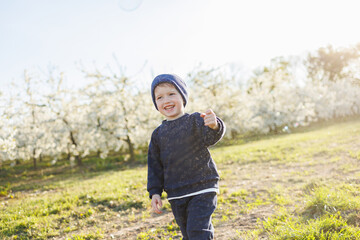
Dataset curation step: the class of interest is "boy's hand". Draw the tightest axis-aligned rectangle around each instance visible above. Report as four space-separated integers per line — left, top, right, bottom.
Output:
200 109 219 130
151 194 163 214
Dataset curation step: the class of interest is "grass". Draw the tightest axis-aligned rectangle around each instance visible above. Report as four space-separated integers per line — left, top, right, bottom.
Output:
261 213 360 240
0 168 149 239
1 117 360 239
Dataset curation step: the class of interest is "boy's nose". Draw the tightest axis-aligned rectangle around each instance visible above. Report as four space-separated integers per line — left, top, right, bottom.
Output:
164 96 171 103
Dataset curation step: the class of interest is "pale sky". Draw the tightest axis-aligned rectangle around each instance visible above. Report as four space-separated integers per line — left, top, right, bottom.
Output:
1 0 360 91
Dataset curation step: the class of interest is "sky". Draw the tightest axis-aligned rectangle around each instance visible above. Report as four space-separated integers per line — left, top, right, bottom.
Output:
1 0 360 91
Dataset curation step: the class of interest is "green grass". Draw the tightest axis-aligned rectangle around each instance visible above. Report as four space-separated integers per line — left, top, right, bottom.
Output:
303 185 360 218
212 118 360 165
0 168 149 239
254 184 360 239
1 117 360 239
261 213 360 240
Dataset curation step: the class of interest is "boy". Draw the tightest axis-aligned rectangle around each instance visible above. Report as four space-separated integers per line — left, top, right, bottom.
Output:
147 74 226 240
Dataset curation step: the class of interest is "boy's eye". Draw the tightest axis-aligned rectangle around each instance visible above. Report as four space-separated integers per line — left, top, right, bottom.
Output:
156 96 162 100
169 93 175 96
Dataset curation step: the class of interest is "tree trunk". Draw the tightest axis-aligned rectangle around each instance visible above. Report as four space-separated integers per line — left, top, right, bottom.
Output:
125 135 135 162
69 130 82 166
76 155 82 166
33 148 37 169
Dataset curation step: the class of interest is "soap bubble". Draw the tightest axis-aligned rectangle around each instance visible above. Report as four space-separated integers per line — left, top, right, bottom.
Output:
118 0 144 12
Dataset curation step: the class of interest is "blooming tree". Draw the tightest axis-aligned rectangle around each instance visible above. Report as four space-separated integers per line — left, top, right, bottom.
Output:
81 65 159 161
1 44 360 167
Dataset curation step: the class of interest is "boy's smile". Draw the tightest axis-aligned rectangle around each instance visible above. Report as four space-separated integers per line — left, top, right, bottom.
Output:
154 83 185 121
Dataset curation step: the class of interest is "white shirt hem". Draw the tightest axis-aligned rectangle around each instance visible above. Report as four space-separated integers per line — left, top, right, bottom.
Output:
167 188 219 201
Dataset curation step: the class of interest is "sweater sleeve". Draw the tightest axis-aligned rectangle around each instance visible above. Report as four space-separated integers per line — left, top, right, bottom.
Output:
147 130 164 199
196 113 226 147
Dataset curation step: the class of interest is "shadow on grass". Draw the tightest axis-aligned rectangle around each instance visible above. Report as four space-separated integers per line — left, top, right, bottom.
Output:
85 196 145 212
0 154 147 195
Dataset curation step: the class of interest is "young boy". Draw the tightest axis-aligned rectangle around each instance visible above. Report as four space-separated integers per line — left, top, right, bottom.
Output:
147 74 226 239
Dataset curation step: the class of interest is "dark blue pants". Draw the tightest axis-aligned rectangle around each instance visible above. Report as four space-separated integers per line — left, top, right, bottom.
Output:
169 192 217 240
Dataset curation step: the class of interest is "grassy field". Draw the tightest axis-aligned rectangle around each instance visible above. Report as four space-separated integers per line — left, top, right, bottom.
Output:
1 117 360 239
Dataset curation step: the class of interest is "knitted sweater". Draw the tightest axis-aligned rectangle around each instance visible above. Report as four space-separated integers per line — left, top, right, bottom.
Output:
147 112 226 199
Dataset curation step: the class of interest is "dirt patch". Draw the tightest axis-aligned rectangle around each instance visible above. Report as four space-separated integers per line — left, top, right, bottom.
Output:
110 212 174 239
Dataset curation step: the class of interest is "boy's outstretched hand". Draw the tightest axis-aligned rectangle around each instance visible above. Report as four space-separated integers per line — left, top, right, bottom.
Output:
151 194 163 214
200 109 219 131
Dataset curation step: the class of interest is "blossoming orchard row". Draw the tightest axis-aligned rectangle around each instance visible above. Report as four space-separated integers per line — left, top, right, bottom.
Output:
1 46 360 167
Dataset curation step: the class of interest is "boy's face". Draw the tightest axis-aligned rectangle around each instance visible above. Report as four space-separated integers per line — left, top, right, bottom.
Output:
154 83 185 121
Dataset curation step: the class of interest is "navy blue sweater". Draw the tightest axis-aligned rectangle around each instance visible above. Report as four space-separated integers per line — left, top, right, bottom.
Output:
147 112 226 199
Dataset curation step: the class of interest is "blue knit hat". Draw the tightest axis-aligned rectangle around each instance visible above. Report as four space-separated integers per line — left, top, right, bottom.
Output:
151 74 188 110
